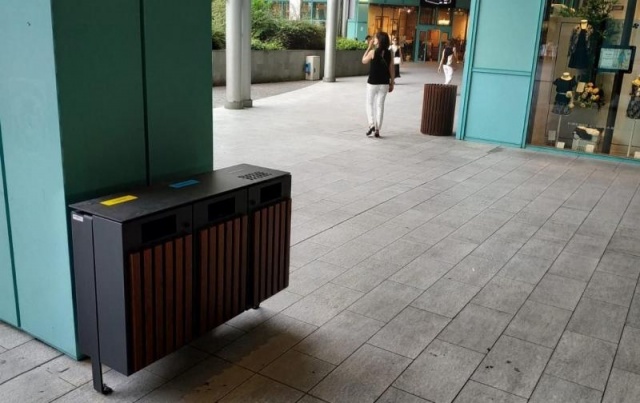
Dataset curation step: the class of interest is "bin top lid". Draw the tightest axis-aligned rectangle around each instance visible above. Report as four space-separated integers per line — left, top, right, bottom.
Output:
69 164 290 222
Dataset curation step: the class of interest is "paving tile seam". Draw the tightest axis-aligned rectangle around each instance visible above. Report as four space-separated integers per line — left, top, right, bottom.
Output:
541 368 609 393
520 211 638 401
599 237 640 399
462 377 536 401
375 385 435 403
255 350 338 395
0 338 33 355
0 352 63 388
291 144 523 247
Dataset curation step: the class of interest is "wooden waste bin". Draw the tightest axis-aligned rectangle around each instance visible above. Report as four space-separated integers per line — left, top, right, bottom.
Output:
420 84 457 136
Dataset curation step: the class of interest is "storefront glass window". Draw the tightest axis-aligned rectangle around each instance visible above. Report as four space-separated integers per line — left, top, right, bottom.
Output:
271 1 289 19
528 0 640 159
313 3 326 22
300 3 311 19
420 7 436 25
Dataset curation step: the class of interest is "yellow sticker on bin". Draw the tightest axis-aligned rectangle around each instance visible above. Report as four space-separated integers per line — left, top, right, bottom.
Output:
100 195 138 206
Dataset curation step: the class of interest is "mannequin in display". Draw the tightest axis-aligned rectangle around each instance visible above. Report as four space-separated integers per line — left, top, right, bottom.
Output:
625 76 640 156
551 72 576 146
568 19 593 71
552 72 576 115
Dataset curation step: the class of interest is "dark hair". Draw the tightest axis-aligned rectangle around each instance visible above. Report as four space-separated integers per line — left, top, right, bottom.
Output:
376 32 390 49
375 32 391 59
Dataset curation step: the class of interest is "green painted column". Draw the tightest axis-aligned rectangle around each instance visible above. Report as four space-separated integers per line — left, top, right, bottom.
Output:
143 0 213 182
0 0 213 357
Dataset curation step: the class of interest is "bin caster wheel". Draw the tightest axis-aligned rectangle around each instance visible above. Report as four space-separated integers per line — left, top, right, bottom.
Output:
101 385 113 395
252 304 260 309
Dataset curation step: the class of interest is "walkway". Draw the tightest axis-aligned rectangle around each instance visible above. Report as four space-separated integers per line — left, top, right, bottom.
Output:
1 62 640 402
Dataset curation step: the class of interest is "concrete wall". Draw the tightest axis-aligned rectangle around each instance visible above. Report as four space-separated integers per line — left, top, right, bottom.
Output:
212 50 369 86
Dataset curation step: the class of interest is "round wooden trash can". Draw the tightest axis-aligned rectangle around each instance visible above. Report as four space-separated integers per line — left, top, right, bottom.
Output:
420 84 457 136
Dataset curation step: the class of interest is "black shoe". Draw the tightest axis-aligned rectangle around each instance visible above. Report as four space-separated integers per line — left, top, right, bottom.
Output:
366 126 375 136
374 130 380 138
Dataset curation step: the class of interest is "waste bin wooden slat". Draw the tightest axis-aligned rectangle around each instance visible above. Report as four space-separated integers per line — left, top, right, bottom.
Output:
240 216 248 309
233 218 241 315
143 249 154 366
165 241 175 353
153 245 165 359
129 253 144 371
184 235 193 344
175 238 185 347
224 221 233 320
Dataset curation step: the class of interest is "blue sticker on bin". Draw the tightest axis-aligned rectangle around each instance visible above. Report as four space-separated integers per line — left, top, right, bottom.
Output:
169 179 199 189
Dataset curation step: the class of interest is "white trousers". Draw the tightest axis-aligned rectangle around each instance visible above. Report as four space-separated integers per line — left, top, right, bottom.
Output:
366 84 389 130
443 65 453 85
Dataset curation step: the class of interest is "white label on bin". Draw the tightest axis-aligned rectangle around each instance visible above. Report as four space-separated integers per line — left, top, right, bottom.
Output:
72 214 84 222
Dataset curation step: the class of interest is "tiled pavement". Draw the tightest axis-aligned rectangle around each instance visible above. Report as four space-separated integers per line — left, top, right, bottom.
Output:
2 63 640 402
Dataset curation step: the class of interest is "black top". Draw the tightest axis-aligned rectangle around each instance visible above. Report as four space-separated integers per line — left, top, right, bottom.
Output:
553 77 576 105
443 46 454 63
367 49 391 85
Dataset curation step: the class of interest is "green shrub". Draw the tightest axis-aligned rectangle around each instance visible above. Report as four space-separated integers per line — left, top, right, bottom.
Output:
336 37 367 50
251 38 285 50
212 29 225 50
251 0 281 41
275 20 325 50
211 0 225 31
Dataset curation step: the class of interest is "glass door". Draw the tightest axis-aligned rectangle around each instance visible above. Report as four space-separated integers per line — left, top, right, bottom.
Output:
415 26 450 62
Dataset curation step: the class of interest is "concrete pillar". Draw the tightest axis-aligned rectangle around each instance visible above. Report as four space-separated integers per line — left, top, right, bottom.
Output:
341 0 349 37
225 0 243 109
241 0 252 107
323 0 339 82
289 0 301 20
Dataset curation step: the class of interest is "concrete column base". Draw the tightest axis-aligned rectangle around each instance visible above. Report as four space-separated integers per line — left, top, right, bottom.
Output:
323 77 336 83
225 101 244 109
242 99 253 108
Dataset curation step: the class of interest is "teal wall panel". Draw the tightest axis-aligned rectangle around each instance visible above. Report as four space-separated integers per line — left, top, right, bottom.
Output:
0 0 77 355
464 72 532 146
459 0 545 147
52 0 147 202
471 0 542 72
0 125 18 327
357 4 368 23
143 0 213 182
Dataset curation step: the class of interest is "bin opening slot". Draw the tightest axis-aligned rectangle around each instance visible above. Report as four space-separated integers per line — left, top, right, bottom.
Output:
141 215 177 243
260 183 282 204
208 197 236 222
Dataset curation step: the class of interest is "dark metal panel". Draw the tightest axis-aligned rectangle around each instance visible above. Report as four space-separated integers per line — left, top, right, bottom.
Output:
92 216 130 374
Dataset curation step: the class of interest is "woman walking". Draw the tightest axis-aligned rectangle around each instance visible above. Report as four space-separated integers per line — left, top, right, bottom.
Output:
437 39 458 85
362 32 395 138
390 36 402 78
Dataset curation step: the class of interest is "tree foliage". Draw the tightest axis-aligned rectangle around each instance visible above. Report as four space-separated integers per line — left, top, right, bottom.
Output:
211 0 325 50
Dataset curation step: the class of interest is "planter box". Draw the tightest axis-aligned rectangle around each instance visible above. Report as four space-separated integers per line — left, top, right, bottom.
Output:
212 50 368 86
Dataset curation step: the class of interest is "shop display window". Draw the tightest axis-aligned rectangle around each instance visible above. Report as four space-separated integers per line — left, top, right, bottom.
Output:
528 1 640 159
